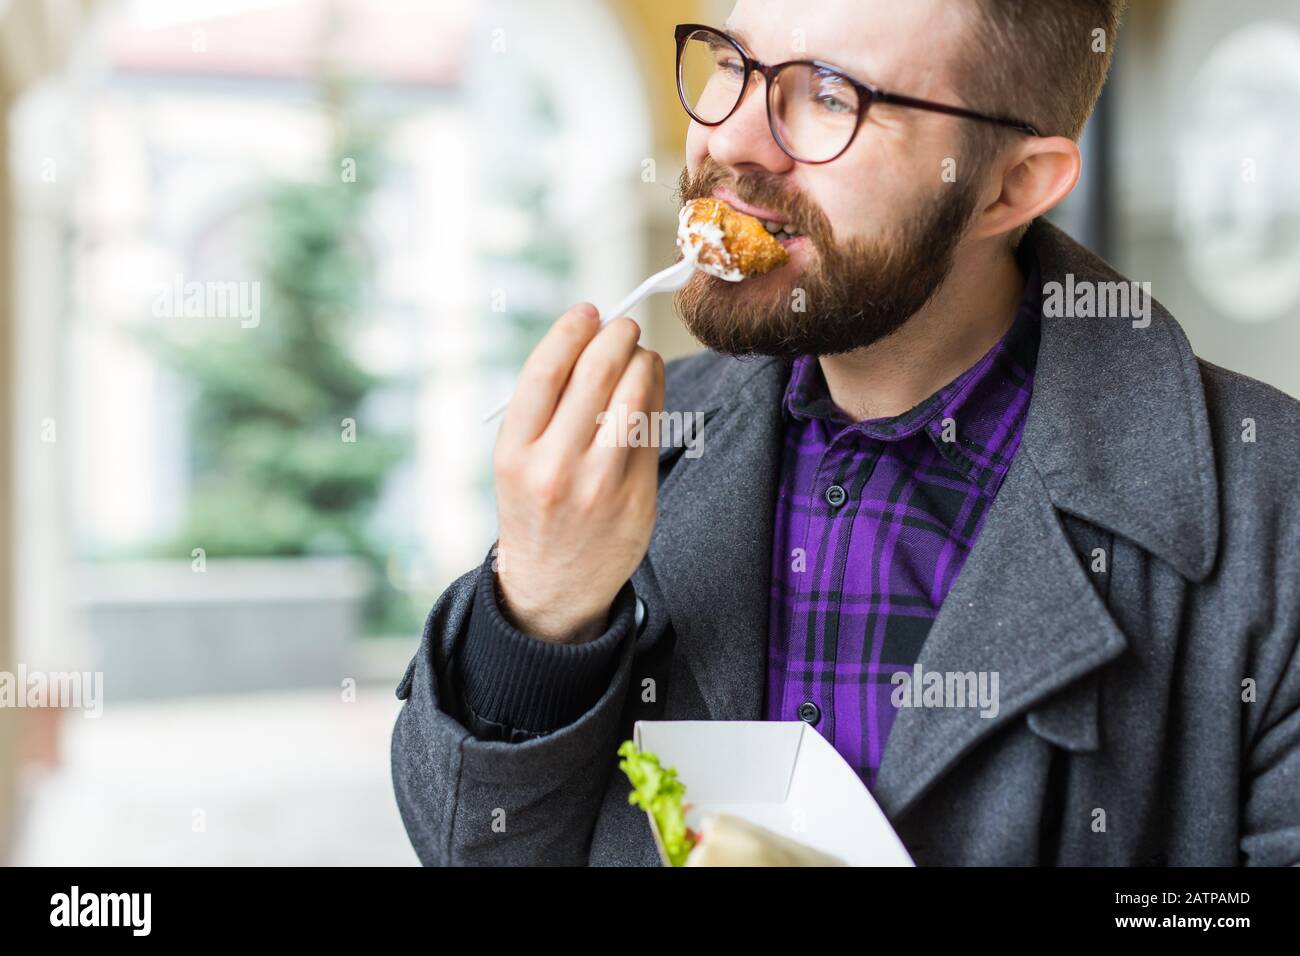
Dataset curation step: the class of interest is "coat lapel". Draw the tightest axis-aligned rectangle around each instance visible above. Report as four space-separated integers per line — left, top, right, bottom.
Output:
875 219 1220 818
870 444 1127 818
643 356 788 721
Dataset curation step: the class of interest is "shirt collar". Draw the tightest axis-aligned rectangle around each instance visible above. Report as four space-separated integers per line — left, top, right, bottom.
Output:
783 261 1042 494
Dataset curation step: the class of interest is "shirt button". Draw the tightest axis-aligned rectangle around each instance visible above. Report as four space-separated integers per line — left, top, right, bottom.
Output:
798 701 821 725
824 484 847 508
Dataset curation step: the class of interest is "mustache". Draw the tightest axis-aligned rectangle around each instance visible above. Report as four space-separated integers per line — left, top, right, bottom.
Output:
675 158 834 247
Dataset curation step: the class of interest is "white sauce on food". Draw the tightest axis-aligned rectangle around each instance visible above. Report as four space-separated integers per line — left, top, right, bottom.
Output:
676 204 745 282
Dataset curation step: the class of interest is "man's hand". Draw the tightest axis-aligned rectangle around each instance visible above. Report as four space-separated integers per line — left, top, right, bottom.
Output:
493 304 665 643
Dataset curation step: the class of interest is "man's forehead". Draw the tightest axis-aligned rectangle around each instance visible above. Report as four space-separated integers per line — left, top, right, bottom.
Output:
723 0 966 92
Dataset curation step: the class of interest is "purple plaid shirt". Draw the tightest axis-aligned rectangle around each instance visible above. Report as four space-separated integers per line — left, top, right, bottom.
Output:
765 267 1041 790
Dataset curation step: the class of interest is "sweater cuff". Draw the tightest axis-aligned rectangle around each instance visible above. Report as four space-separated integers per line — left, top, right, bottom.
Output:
455 548 636 736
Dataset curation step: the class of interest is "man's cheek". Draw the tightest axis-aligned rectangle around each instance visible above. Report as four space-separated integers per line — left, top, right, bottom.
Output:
815 190 882 246
685 125 711 173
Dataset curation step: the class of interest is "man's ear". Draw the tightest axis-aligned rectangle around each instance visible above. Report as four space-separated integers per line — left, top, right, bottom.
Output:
970 136 1081 241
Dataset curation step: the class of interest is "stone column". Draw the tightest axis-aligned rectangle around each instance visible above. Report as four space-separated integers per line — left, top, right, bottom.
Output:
0 0 93 863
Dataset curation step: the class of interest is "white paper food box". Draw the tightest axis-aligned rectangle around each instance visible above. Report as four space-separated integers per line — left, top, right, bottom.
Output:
633 720 914 867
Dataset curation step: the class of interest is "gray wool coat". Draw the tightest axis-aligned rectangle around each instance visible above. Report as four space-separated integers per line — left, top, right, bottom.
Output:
391 220 1300 866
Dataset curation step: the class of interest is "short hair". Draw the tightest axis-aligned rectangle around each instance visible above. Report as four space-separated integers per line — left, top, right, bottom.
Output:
955 0 1128 242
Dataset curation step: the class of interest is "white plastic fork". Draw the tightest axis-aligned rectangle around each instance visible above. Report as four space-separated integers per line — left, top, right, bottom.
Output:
482 255 699 424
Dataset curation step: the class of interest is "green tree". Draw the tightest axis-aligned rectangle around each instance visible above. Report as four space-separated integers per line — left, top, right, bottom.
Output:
145 106 412 634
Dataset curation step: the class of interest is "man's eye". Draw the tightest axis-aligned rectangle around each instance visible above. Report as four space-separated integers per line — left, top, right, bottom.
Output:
714 55 744 77
815 92 852 113
811 75 854 113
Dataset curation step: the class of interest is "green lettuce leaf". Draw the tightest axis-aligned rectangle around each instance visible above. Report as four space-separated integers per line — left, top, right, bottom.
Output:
617 740 695 867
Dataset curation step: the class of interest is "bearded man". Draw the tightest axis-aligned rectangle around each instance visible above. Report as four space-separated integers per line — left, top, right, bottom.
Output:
392 0 1300 866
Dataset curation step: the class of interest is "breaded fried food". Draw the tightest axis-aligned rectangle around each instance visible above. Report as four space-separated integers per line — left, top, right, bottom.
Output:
677 197 790 282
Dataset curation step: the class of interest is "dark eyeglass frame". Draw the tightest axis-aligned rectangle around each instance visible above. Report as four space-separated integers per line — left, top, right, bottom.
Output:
675 23 1042 164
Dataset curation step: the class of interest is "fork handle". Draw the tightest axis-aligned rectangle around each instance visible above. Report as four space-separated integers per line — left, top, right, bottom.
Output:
599 257 695 329
482 258 696 424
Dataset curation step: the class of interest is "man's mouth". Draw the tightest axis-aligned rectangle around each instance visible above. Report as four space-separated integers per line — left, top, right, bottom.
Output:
711 188 808 247
756 217 805 242
767 225 808 249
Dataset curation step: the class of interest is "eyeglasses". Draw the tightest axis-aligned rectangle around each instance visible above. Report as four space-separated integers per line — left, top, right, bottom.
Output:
674 23 1041 165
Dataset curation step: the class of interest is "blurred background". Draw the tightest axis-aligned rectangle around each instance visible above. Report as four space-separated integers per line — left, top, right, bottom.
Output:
0 0 1296 865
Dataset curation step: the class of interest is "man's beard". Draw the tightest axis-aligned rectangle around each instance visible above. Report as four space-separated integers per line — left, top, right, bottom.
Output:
673 159 982 358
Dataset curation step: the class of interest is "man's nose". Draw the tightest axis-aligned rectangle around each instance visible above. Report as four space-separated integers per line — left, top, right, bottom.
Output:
705 73 795 174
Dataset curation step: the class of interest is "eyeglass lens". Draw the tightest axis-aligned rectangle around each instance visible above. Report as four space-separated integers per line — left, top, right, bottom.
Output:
678 28 863 163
